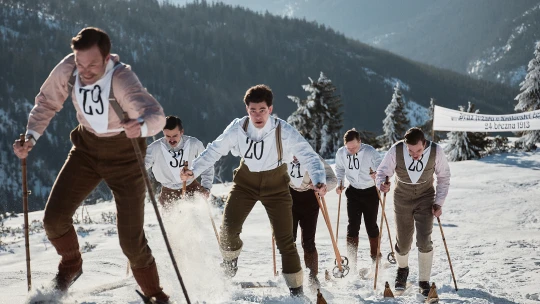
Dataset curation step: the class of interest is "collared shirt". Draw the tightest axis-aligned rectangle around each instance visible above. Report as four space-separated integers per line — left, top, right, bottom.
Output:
335 144 382 190
145 135 214 190
376 142 451 206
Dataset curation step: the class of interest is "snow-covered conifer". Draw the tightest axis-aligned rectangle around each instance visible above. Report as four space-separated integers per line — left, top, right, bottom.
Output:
514 42 540 151
287 72 343 158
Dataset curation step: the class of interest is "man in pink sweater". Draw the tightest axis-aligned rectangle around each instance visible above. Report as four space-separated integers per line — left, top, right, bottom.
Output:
13 27 169 303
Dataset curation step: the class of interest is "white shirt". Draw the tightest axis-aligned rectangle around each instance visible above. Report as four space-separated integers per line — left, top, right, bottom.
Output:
145 135 214 190
335 144 382 190
376 142 451 206
191 116 326 185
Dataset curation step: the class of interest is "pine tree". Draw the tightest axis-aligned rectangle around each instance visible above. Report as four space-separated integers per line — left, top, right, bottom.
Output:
514 41 540 152
287 72 343 158
444 102 488 161
380 83 409 148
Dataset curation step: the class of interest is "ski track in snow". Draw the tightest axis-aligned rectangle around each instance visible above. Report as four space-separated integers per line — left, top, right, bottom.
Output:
1 152 539 303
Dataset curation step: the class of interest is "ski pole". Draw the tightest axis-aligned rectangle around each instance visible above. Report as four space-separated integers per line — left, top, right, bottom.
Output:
19 134 32 291
374 176 389 290
123 114 191 304
204 198 220 244
314 192 348 277
437 217 458 291
182 161 188 198
272 234 278 276
370 168 396 264
335 180 343 246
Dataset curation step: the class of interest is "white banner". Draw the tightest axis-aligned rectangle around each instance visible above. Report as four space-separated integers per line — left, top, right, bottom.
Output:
433 105 540 132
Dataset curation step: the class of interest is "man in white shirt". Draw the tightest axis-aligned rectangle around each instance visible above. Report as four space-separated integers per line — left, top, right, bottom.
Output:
145 115 213 207
181 85 327 297
376 127 451 297
335 128 382 272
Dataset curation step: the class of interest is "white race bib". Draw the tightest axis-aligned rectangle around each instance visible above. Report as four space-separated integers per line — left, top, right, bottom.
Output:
159 140 191 184
74 62 116 133
287 159 305 188
345 149 365 178
238 127 277 171
403 142 431 184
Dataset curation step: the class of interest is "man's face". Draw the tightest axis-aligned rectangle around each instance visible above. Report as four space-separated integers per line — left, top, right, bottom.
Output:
74 45 109 85
345 139 361 155
163 127 184 147
246 101 272 129
406 141 425 160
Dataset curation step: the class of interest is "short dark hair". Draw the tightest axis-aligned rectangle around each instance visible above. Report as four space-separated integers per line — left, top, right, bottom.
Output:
164 116 183 131
404 127 426 145
244 84 273 107
343 128 360 143
71 27 111 58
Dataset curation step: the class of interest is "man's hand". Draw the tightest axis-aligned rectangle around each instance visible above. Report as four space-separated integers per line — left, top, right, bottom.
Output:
122 119 142 138
369 171 376 181
336 184 345 195
432 204 442 218
313 183 327 197
379 181 391 193
180 168 194 182
13 137 34 159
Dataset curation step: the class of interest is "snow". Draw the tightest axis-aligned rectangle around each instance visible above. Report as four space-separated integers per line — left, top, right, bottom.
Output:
1 152 540 303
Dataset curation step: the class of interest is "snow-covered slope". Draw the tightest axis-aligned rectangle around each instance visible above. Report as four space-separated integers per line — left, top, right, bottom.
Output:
1 152 539 303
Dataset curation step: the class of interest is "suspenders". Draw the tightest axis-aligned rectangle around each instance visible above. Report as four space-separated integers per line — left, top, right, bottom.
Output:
67 62 126 121
242 118 283 166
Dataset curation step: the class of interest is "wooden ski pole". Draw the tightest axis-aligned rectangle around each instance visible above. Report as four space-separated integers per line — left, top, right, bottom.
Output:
374 176 389 290
19 134 32 291
335 180 343 245
182 161 188 197
123 114 191 304
205 198 220 244
314 193 344 273
370 168 395 263
272 234 278 276
437 217 458 291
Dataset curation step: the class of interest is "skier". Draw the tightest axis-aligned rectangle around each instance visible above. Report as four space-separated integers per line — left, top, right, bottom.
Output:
12 27 170 303
180 84 327 297
376 127 451 297
145 115 214 207
288 155 337 290
334 128 383 272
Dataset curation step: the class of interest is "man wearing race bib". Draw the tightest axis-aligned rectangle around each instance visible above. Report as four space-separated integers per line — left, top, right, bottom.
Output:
288 155 337 290
334 128 382 272
145 115 214 207
181 84 328 297
13 27 170 303
376 127 451 297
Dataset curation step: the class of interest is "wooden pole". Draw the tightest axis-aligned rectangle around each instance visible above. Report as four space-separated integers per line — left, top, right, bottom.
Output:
437 217 458 291
374 176 389 290
370 168 395 263
20 134 32 292
123 114 191 304
314 193 344 273
335 180 343 245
